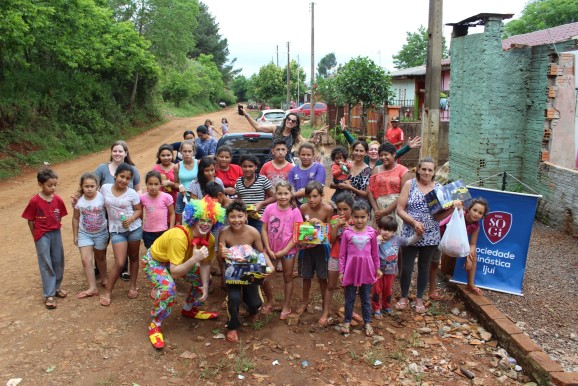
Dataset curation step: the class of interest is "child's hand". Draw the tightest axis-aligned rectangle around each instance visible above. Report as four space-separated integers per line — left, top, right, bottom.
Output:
219 243 230 259
338 273 343 284
121 218 132 229
179 184 186 194
309 217 321 225
377 235 384 243
73 237 78 247
376 269 383 278
340 117 347 130
266 248 275 259
464 257 473 271
453 200 463 209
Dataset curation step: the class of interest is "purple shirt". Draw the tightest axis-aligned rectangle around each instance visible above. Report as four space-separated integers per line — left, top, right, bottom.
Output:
288 162 326 192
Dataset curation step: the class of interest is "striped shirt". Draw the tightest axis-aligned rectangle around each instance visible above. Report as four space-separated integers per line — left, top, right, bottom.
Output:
234 175 272 214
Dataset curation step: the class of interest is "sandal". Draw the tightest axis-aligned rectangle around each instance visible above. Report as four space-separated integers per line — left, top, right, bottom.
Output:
338 323 350 335
466 286 483 296
260 304 273 315
373 310 383 319
279 309 292 320
296 303 308 315
45 297 56 309
365 324 374 337
414 304 427 314
55 289 68 298
395 300 409 310
99 296 111 306
128 289 139 299
429 291 443 301
352 312 363 323
226 329 238 343
317 316 328 326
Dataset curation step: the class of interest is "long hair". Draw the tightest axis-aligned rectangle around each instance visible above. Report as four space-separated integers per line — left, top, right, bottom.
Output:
197 156 217 195
279 113 301 144
109 140 135 166
77 172 99 197
156 144 174 164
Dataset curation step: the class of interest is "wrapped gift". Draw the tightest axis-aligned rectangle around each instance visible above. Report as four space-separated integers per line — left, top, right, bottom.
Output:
424 180 471 215
292 222 329 245
224 245 267 285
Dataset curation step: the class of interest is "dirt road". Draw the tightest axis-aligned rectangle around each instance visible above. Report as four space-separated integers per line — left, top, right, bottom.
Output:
0 108 531 385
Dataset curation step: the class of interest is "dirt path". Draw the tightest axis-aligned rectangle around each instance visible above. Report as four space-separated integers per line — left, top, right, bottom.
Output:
0 108 537 385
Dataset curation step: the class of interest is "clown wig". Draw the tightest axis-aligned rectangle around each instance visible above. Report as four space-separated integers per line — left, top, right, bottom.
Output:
182 195 226 227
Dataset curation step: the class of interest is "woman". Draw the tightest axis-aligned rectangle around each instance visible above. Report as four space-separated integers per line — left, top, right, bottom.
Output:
395 157 450 313
368 142 411 228
330 140 371 202
367 141 381 170
171 130 205 163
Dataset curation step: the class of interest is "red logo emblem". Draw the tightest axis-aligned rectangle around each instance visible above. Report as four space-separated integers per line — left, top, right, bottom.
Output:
482 212 512 244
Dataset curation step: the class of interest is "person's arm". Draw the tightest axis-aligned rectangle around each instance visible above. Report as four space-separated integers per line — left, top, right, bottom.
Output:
170 246 209 278
396 180 424 234
123 202 143 228
239 106 276 133
27 220 35 238
199 260 211 301
466 227 480 271
72 208 80 246
261 222 275 259
168 204 175 228
251 228 275 274
255 188 276 212
340 117 355 145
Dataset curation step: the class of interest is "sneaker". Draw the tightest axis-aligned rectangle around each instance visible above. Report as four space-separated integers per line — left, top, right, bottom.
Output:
383 308 393 314
148 323 165 349
181 308 219 320
120 271 130 281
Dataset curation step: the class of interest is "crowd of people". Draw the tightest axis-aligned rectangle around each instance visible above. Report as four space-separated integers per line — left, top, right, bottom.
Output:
21 113 488 350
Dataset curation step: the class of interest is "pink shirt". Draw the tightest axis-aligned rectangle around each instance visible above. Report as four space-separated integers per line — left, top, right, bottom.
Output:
261 203 303 255
140 192 174 232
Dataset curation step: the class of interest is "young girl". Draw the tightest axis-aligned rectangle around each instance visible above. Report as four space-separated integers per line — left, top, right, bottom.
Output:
140 171 175 249
174 140 198 225
205 119 216 138
72 173 108 299
319 191 355 326
338 200 381 336
187 157 225 199
152 144 178 204
214 146 242 197
288 142 326 205
99 163 143 306
234 154 275 234
261 181 303 318
432 198 489 297
220 117 229 136
330 146 352 201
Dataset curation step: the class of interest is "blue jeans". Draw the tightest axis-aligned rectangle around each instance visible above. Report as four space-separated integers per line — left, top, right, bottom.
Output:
35 230 65 298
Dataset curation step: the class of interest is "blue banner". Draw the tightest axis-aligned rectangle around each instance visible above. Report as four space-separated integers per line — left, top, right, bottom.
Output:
450 187 540 295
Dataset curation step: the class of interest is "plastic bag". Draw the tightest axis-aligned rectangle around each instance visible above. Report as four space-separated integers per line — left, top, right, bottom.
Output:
438 208 470 257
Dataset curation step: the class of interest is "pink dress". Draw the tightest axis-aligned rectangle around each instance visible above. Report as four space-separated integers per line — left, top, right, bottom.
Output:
339 227 380 286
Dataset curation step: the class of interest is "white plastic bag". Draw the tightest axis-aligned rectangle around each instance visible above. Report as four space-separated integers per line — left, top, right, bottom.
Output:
438 208 470 257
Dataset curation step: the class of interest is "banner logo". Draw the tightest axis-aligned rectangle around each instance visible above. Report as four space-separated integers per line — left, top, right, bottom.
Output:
483 212 512 244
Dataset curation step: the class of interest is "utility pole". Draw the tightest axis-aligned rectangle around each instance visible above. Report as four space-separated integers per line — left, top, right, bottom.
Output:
297 55 300 105
310 2 315 125
276 45 279 67
422 0 443 160
287 42 291 109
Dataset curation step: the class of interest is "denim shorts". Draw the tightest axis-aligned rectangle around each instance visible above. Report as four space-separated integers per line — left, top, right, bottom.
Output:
110 227 143 245
77 228 109 250
283 253 296 260
175 193 188 214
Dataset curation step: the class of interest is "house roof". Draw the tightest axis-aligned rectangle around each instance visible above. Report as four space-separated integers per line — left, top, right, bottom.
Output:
502 22 578 49
390 58 451 78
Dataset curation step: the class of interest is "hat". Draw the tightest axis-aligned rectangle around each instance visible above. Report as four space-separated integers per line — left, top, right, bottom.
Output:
391 116 400 122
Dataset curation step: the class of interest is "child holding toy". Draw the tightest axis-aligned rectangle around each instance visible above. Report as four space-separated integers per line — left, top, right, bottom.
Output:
330 146 352 201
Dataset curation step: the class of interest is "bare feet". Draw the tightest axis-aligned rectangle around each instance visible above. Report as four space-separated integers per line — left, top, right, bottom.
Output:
296 303 308 315
77 290 98 299
249 313 259 323
226 329 238 342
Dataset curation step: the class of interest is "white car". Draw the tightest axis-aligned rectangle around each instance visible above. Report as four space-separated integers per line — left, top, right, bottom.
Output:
255 109 286 126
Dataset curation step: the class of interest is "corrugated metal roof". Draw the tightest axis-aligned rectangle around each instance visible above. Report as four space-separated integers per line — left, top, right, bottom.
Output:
502 22 578 49
390 65 426 77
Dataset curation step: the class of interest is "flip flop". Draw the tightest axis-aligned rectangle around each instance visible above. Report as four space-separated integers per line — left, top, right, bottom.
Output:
55 289 68 298
279 309 292 320
295 304 308 315
352 312 363 322
414 304 427 314
395 300 409 310
373 310 383 319
466 286 483 296
226 329 238 342
45 297 56 309
77 291 98 299
128 289 139 299
260 304 273 315
317 316 328 326
99 296 111 306
365 324 374 337
429 292 443 301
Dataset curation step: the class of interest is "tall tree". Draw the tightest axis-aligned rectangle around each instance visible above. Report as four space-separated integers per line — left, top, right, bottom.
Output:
252 63 284 104
283 60 307 103
317 53 336 78
231 75 249 101
392 25 448 69
503 0 578 37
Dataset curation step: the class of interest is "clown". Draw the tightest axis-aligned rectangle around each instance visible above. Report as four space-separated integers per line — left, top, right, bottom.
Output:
142 196 225 349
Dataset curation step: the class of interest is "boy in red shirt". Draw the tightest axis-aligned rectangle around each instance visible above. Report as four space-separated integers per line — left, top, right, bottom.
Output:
22 168 68 309
385 116 404 150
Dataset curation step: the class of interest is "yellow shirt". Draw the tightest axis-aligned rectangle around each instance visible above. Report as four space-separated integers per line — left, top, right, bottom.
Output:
150 226 215 265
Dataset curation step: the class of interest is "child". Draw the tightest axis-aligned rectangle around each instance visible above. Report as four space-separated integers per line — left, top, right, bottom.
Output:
140 171 175 249
206 181 233 287
260 139 294 185
174 140 199 225
187 157 224 199
220 117 229 136
152 144 178 204
99 163 143 306
297 181 333 315
372 216 421 318
205 119 216 138
261 181 303 318
234 154 275 234
218 201 275 343
319 191 355 326
142 196 225 349
288 142 326 205
330 146 352 201
22 168 68 309
431 198 489 298
72 173 108 299
215 146 242 197
338 200 380 336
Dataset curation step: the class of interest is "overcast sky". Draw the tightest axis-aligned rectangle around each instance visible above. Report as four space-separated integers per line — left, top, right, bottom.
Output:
201 0 529 80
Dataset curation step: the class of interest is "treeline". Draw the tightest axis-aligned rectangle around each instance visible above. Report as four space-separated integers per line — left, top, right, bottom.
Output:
0 0 237 177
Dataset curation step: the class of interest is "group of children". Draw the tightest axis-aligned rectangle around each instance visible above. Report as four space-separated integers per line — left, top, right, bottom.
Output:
22 129 489 349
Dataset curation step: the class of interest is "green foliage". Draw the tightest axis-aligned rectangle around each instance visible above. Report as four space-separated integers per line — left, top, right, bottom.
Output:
336 56 392 109
392 25 449 69
503 0 578 37
317 53 337 78
316 75 345 106
252 63 285 104
232 75 250 101
283 60 307 103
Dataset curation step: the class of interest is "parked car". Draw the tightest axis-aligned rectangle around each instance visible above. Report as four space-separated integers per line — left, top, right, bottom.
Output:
286 102 328 117
216 133 272 170
219 101 226 108
254 109 286 126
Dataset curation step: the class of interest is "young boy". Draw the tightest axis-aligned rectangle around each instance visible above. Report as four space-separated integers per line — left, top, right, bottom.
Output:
372 216 421 318
218 201 275 343
22 168 68 309
330 146 352 201
296 181 333 315
260 139 293 185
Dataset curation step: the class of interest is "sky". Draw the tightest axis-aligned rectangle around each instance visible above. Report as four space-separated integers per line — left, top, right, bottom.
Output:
201 0 530 80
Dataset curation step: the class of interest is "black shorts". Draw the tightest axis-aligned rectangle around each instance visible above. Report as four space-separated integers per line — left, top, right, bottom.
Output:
300 244 329 280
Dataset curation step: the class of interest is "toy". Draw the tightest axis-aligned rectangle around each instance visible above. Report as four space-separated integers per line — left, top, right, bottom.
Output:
245 204 261 220
292 222 329 245
298 224 318 241
224 245 267 285
340 162 350 175
425 180 472 215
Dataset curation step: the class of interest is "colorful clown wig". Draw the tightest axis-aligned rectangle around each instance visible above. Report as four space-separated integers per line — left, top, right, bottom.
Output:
182 195 225 227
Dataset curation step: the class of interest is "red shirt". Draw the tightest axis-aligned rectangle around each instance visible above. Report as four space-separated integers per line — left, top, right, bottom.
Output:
260 161 293 185
215 164 243 189
22 194 68 241
386 127 405 150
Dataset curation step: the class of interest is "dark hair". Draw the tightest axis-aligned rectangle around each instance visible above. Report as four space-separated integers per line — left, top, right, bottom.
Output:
305 180 324 196
272 138 288 148
351 140 369 153
221 117 228 123
156 144 174 164
204 119 213 126
216 145 232 156
378 142 397 156
114 162 133 178
466 197 489 216
352 200 371 216
145 170 162 184
109 140 135 166
416 156 436 181
377 216 398 232
298 142 316 155
205 181 225 198
196 125 208 135
198 156 217 194
226 200 247 216
334 191 355 208
239 154 259 167
183 130 195 139
37 168 58 183
331 146 349 161
77 172 98 196
282 114 301 144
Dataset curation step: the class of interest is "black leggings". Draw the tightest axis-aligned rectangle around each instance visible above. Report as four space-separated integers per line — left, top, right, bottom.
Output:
226 284 263 330
400 245 438 299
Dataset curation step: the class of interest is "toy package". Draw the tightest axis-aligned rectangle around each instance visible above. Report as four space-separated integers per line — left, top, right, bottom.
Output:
424 180 471 215
245 204 261 220
292 222 330 245
224 245 267 285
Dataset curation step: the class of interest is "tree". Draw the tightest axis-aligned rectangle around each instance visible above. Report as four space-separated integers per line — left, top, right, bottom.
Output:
503 0 578 37
317 53 336 78
252 63 284 105
283 60 307 104
392 25 448 69
231 75 249 101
